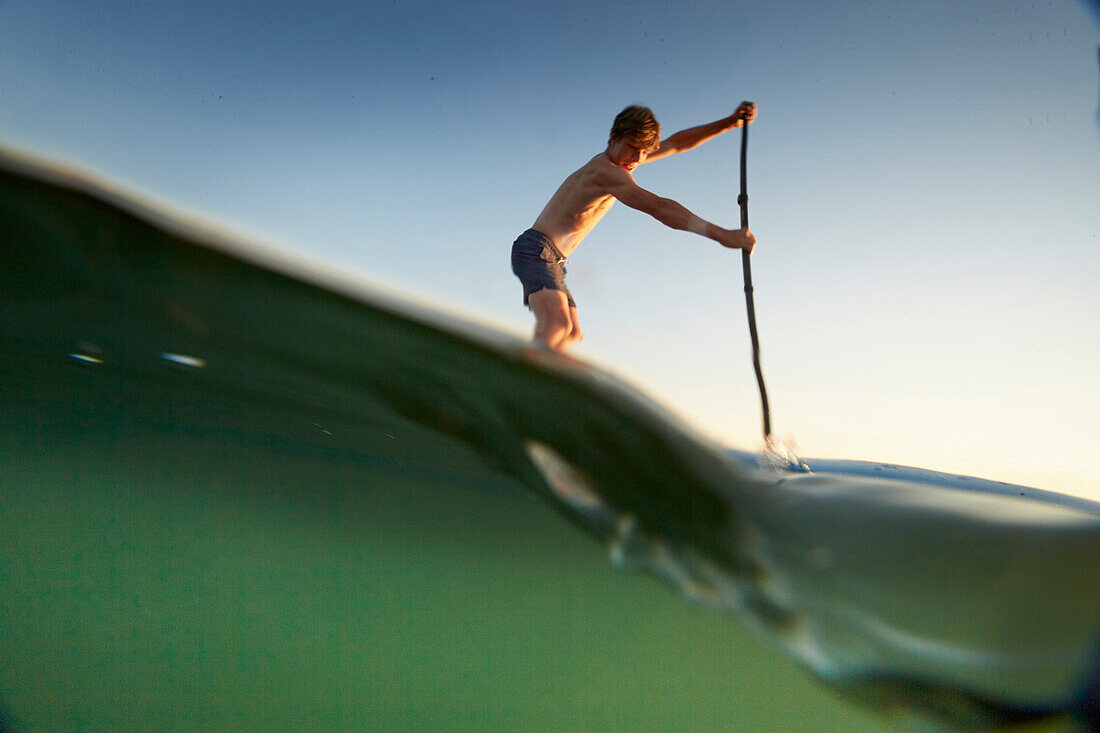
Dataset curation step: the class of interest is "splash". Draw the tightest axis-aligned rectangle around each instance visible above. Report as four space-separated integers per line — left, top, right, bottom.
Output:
759 434 812 474
526 437 1100 730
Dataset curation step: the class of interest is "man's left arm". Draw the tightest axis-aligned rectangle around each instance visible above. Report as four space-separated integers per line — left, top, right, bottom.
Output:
646 101 757 162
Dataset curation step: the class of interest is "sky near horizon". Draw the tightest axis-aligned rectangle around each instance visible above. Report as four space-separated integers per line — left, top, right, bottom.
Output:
2 0 1098 501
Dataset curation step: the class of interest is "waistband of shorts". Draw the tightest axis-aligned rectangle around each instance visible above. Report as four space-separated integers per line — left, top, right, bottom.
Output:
519 229 566 261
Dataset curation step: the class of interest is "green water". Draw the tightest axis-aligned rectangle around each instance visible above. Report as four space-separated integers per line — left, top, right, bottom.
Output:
2 402 883 730
3 147 1097 731
0 148 886 730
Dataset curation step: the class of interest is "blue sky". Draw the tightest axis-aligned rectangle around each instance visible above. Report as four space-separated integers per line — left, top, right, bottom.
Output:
2 0 1097 500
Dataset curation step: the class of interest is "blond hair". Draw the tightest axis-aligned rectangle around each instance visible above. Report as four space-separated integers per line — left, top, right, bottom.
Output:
609 105 660 151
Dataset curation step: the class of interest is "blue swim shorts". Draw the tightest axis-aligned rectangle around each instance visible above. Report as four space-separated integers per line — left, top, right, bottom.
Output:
510 229 576 308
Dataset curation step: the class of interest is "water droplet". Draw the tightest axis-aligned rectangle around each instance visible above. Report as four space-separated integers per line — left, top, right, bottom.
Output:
68 341 105 365
160 352 206 368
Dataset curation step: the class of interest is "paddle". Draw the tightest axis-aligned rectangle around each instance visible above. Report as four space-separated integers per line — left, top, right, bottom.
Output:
737 105 772 442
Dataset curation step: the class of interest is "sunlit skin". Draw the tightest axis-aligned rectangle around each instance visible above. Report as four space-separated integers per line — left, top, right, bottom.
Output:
528 102 758 353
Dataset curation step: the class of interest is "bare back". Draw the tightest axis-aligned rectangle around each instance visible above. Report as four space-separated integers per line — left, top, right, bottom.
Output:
531 153 623 257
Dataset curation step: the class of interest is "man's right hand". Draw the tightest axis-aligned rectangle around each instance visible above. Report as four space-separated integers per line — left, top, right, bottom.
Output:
721 227 756 253
733 101 757 127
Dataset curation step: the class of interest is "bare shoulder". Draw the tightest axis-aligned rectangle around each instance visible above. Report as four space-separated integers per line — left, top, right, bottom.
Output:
580 153 634 192
583 152 623 175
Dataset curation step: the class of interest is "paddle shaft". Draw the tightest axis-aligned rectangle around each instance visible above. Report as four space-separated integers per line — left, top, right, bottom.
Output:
737 115 772 440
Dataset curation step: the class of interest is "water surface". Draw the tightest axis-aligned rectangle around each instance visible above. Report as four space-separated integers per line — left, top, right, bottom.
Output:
2 147 1097 730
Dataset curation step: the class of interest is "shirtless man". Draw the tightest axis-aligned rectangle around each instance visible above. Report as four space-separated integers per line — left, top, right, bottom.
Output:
511 101 758 353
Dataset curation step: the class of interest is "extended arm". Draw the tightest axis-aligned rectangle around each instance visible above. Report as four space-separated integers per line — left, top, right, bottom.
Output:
646 101 757 162
600 168 755 252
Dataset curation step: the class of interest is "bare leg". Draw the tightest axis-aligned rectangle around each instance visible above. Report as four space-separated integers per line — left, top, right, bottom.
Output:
563 305 583 348
527 288 576 353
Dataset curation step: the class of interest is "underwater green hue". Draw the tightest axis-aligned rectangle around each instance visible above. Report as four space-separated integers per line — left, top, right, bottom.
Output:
2 147 1097 730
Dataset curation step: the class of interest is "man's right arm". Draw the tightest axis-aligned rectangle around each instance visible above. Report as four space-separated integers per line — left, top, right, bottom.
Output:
600 169 755 252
